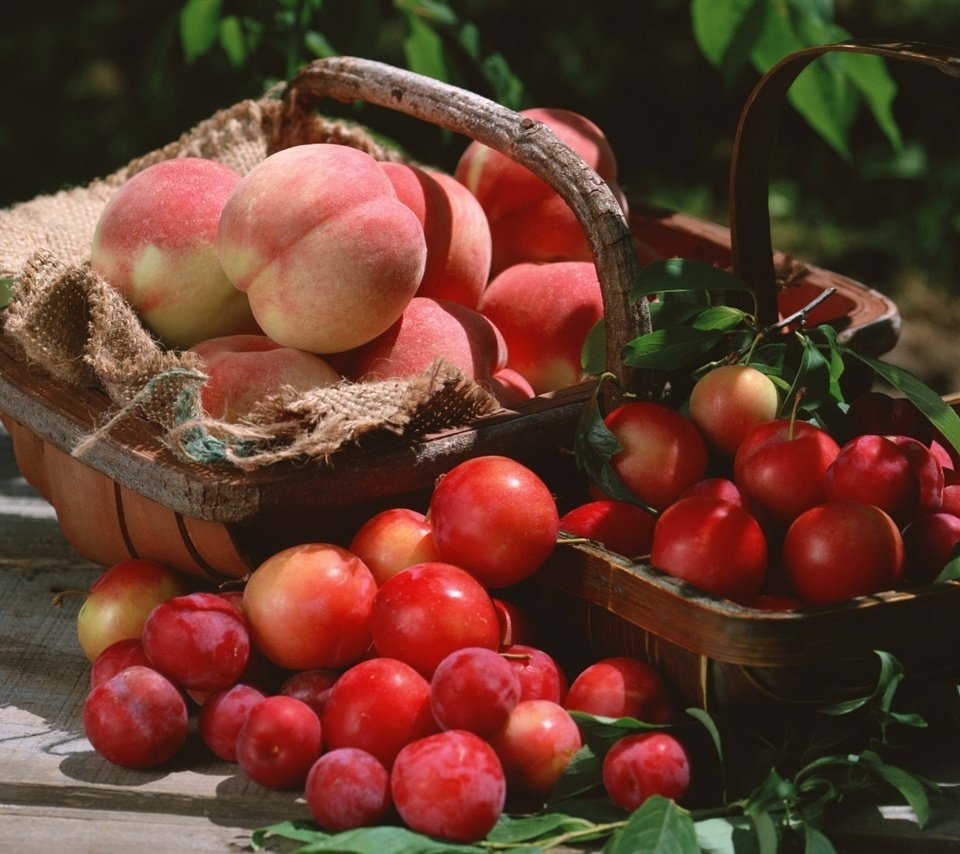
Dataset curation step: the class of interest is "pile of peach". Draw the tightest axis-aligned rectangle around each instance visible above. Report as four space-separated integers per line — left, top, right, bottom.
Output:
89 108 627 420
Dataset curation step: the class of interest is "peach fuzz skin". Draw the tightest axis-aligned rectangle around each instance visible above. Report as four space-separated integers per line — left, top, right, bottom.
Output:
381 162 492 310
479 261 603 395
454 107 628 274
340 296 507 387
216 144 427 354
190 334 340 422
89 157 260 350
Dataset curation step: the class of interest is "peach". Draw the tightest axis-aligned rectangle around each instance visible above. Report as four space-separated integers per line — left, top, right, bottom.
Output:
478 261 603 394
189 334 340 422
486 368 536 407
342 297 507 384
89 157 260 349
454 107 627 274
216 143 427 354
381 162 492 309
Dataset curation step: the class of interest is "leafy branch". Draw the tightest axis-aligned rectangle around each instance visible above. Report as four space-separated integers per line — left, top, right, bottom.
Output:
575 257 960 501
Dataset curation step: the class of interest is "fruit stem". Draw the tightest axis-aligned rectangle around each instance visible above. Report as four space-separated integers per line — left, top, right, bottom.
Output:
51 588 88 607
766 286 836 335
727 286 838 367
788 387 807 440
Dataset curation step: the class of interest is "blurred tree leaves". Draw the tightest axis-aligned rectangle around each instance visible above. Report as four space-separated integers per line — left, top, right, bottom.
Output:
2 0 960 346
692 0 903 159
175 0 523 105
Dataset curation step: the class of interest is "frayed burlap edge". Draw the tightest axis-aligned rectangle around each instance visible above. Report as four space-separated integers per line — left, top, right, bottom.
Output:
3 249 500 469
163 358 501 471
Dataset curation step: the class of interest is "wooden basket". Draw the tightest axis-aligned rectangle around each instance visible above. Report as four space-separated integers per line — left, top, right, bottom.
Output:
0 55 899 585
530 39 960 713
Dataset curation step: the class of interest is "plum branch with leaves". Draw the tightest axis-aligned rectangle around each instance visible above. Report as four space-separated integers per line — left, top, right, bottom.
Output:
576 257 960 507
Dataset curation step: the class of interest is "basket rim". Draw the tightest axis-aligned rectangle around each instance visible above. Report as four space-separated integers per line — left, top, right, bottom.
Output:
538 537 960 668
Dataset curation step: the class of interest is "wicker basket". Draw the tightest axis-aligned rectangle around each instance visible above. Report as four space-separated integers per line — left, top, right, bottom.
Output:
530 39 960 713
0 55 899 586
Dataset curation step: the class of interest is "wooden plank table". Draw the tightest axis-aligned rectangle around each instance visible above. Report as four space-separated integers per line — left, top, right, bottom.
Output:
1 423 959 852
0 425 313 851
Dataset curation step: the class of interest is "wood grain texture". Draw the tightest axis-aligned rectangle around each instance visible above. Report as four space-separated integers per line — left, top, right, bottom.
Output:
533 539 960 710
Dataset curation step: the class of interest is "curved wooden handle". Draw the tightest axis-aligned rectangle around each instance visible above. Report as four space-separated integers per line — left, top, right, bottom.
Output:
730 39 960 325
279 56 650 400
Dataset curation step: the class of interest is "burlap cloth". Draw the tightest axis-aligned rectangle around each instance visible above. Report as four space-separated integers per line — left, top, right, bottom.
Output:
0 94 499 470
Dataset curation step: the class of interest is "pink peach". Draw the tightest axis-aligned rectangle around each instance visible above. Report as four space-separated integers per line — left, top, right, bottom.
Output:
89 157 259 349
190 334 340 422
342 297 507 384
455 108 627 274
216 143 427 354
381 162 491 309
479 261 603 394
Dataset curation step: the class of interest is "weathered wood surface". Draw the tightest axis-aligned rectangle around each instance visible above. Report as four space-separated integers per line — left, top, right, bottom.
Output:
1 423 960 852
0 426 312 853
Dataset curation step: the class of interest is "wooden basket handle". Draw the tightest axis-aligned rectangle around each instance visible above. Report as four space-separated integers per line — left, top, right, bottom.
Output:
279 56 650 402
730 39 960 325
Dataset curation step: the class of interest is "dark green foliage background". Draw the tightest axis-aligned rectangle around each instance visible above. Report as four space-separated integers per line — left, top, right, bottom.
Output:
3 1 960 368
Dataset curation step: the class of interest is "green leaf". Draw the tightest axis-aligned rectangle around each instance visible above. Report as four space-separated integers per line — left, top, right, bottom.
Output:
835 51 902 153
304 29 337 59
749 3 853 158
217 16 248 68
649 294 716 329
691 0 769 86
401 11 448 82
693 816 746 853
742 767 796 815
251 820 318 849
622 327 730 371
783 332 834 413
179 0 223 63
394 0 459 27
254 822 486 853
686 707 724 768
582 318 606 376
819 650 901 716
570 711 672 753
841 349 960 457
793 13 903 154
632 258 751 302
0 277 13 310
548 745 605 805
801 823 839 854
808 325 847 403
750 811 780 854
787 57 857 160
457 20 480 60
605 796 700 853
486 812 588 844
856 752 936 828
934 549 960 583
480 52 524 109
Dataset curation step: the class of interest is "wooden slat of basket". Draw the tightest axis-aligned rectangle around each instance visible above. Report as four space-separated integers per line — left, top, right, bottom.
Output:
532 541 960 709
537 540 960 667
